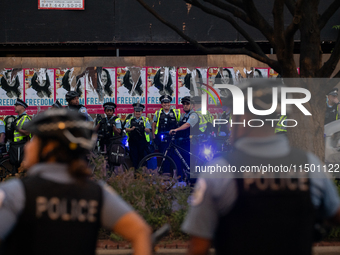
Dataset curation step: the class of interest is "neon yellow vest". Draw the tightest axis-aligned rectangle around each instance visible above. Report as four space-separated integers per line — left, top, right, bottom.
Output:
195 111 208 133
126 116 150 142
14 114 31 142
154 108 181 135
275 115 287 133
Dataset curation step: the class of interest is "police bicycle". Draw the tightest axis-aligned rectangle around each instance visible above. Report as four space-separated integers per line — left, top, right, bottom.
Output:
0 144 12 181
138 132 224 184
89 134 129 177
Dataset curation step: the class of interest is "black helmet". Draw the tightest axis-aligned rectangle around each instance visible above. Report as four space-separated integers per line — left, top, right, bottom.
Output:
65 91 80 102
51 100 62 109
181 96 191 104
24 109 96 152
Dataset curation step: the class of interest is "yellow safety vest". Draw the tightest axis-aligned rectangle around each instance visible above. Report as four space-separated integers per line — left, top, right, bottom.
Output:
14 114 31 142
275 115 287 133
126 116 150 142
154 108 181 135
195 111 210 133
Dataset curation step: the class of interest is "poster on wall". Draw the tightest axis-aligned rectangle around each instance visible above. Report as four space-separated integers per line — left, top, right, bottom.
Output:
116 67 146 106
86 67 115 106
146 67 176 105
55 68 85 106
243 67 269 78
207 67 235 105
24 68 54 107
56 68 73 105
0 69 24 107
177 67 208 104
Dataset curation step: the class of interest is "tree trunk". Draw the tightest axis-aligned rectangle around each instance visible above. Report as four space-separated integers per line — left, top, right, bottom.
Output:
287 79 326 160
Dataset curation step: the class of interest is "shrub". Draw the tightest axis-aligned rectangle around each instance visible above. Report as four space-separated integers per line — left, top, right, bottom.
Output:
90 155 191 239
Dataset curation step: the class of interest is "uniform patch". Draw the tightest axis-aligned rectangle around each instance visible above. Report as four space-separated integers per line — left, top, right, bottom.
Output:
190 115 195 119
115 119 120 123
80 108 86 113
191 179 207 206
0 189 5 208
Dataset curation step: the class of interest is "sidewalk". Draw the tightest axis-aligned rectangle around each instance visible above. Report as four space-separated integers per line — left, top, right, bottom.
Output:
96 240 340 255
96 247 340 255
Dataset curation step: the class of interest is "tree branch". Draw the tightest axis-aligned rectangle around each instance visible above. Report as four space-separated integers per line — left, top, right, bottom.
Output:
273 0 285 49
319 0 340 30
200 0 252 26
284 0 296 16
317 29 340 77
284 0 302 53
135 0 281 71
241 0 275 46
186 0 267 58
224 0 244 9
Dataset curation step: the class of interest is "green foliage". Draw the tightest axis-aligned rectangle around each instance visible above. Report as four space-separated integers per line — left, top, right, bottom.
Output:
90 153 192 239
107 168 191 239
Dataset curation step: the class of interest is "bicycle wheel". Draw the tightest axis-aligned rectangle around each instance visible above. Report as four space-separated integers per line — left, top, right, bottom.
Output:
138 153 177 178
0 158 12 181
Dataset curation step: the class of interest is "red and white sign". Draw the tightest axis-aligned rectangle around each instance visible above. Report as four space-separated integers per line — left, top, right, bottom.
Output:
38 0 84 10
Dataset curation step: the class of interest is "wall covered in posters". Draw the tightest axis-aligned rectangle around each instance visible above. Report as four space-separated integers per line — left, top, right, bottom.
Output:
0 66 275 119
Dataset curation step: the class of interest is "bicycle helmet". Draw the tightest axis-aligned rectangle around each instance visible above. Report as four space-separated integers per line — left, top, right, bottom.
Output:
181 96 191 104
65 91 80 102
24 108 96 153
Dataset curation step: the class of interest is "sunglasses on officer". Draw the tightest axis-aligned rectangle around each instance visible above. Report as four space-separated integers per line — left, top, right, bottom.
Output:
182 102 190 106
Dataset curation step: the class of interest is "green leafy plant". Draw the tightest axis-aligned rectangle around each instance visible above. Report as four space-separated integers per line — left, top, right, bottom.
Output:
92 160 192 239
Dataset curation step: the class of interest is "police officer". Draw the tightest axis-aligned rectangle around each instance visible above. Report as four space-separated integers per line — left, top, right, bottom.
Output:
189 96 210 135
65 91 93 121
9 99 31 173
169 96 199 181
125 103 151 170
96 102 122 153
152 95 180 174
0 109 152 255
152 95 180 143
325 88 340 125
181 80 340 255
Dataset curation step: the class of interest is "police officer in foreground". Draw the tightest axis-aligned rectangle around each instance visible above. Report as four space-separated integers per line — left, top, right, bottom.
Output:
9 99 31 173
181 80 340 255
125 103 151 170
325 88 340 125
0 109 152 255
169 96 199 181
152 95 180 173
65 91 93 121
96 102 122 153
